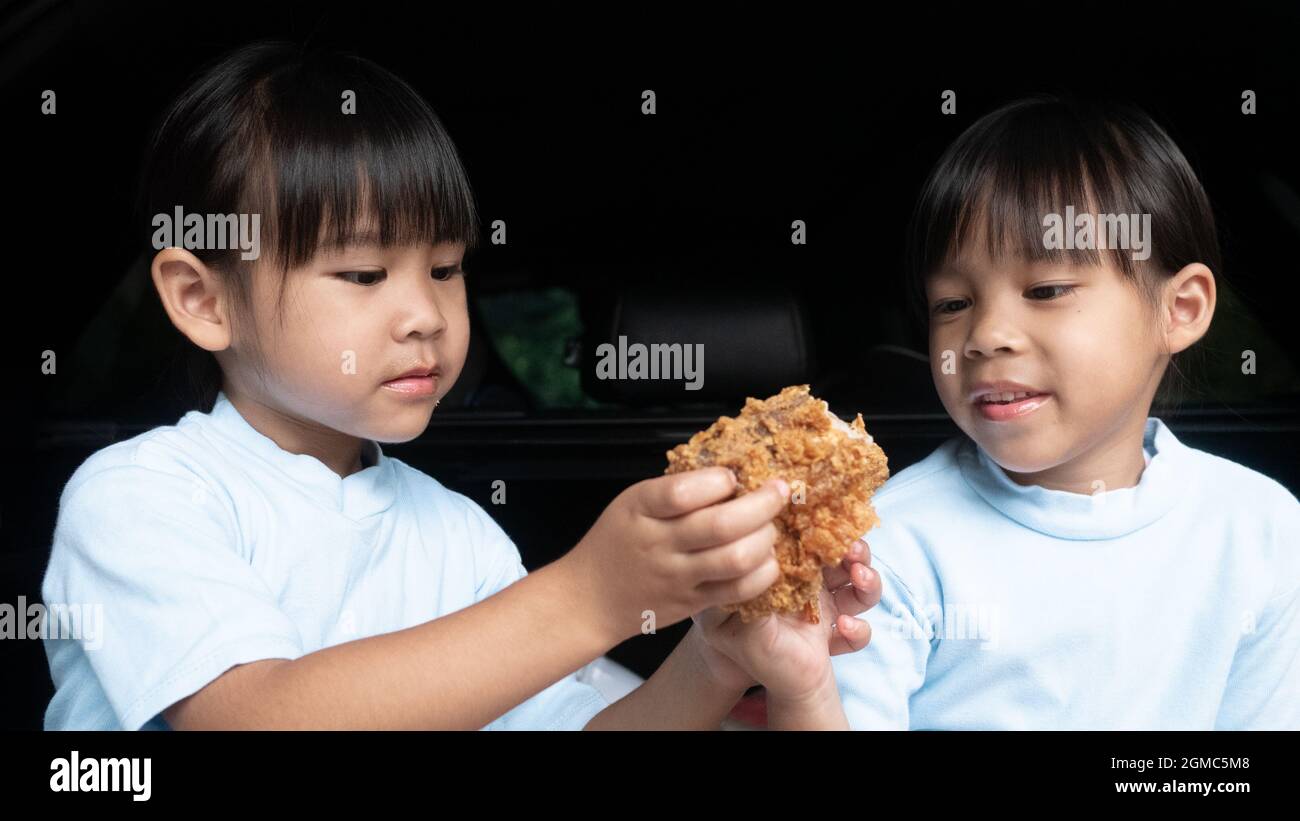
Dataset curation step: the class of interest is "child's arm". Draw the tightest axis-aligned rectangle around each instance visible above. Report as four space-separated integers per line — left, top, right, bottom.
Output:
1214 580 1300 730
583 626 753 730
766 671 850 730
582 618 861 730
166 558 611 730
1214 498 1300 730
690 546 877 730
764 543 878 730
828 552 933 730
165 468 787 730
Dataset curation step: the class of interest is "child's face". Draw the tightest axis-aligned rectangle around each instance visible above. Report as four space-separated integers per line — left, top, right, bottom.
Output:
229 239 469 445
925 242 1167 476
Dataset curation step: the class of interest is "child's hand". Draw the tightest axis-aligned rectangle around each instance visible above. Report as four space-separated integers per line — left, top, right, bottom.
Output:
566 468 790 644
690 538 880 702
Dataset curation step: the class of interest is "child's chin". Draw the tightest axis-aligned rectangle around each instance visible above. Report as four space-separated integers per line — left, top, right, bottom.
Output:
973 436 1063 475
367 415 434 444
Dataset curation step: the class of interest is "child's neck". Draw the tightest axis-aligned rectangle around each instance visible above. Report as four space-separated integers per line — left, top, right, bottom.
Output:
223 386 366 480
999 415 1150 495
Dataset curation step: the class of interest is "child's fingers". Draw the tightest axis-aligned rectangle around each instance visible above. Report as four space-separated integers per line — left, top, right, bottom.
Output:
855 562 881 606
824 539 869 589
636 467 738 519
831 563 882 617
689 522 778 582
829 614 872 656
674 478 789 551
855 537 872 567
695 555 781 608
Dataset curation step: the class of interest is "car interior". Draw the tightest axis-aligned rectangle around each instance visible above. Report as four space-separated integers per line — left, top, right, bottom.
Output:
3 1 1299 730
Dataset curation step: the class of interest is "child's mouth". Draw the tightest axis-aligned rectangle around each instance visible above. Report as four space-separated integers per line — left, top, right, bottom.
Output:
382 375 438 397
973 392 1052 422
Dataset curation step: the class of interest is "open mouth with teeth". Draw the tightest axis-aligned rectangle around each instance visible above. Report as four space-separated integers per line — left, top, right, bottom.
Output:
976 391 1045 405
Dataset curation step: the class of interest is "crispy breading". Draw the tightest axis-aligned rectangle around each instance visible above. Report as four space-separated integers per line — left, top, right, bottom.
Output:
665 385 889 623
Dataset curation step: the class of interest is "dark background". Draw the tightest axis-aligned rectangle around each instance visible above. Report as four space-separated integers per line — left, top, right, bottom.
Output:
2 0 1298 729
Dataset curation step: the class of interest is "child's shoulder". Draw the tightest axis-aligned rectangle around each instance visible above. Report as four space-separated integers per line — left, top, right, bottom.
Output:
1178 440 1300 579
59 414 215 505
871 435 971 512
386 457 472 505
1178 440 1300 514
50 416 243 555
384 458 507 529
385 460 522 583
1164 429 1300 597
851 436 970 593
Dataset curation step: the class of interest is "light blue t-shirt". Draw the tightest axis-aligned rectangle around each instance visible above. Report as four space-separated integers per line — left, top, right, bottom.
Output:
41 390 609 730
833 416 1300 730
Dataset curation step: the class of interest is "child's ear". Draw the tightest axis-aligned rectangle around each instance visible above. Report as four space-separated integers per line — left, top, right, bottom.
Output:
150 248 233 352
1161 262 1216 355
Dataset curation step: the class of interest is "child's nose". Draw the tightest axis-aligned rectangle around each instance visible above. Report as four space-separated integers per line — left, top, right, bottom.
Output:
394 286 450 338
963 314 1020 358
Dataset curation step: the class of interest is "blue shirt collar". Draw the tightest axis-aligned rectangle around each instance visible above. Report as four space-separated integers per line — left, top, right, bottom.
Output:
956 417 1186 540
206 390 397 520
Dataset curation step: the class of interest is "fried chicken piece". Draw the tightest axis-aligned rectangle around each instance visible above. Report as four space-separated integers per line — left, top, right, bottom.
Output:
665 385 889 624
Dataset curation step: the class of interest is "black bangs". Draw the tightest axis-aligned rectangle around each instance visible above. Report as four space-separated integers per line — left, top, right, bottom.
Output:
903 94 1221 325
141 41 479 276
248 50 480 271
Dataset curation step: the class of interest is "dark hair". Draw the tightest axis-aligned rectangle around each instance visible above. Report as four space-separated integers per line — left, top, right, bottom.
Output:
903 94 1221 414
138 40 480 413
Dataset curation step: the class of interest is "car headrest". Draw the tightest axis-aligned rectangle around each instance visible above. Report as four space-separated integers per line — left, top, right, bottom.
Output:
581 281 815 405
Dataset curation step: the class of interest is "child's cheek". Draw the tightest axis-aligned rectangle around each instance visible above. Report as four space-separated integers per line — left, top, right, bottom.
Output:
438 320 472 397
928 327 965 401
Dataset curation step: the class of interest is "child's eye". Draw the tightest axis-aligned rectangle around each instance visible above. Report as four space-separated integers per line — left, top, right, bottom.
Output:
338 270 386 286
432 265 464 282
934 298 969 315
1026 284 1077 300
